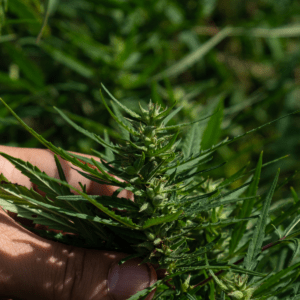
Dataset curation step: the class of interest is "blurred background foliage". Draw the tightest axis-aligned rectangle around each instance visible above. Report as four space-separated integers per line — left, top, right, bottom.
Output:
0 0 299 202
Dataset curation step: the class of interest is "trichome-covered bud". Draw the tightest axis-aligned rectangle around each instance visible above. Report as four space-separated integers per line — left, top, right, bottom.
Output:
144 126 155 137
146 187 155 199
139 202 154 214
152 195 165 206
153 238 162 245
144 231 156 241
228 291 244 300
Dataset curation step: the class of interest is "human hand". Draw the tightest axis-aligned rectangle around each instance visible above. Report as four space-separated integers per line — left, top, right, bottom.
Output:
0 145 157 300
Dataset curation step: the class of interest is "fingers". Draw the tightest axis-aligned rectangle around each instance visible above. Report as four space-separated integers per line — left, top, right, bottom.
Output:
0 145 134 200
0 207 157 300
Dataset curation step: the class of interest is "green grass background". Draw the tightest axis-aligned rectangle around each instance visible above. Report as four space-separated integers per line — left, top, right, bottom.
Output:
0 0 299 199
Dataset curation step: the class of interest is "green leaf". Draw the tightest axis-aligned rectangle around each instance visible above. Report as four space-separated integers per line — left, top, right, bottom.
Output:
56 194 139 212
41 42 94 78
36 0 56 43
200 97 224 150
101 84 142 120
151 27 232 81
100 89 140 136
230 151 263 254
160 104 182 126
284 215 300 237
266 197 300 235
181 122 203 160
142 210 184 229
0 184 77 232
126 279 163 300
20 194 124 228
53 106 124 156
172 162 226 185
0 98 129 186
3 43 44 88
156 111 217 133
291 187 299 203
110 100 131 140
150 130 180 156
0 152 71 201
244 168 280 271
35 172 141 229
253 261 300 297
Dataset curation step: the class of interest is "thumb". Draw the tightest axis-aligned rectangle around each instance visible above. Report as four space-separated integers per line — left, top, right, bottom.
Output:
0 208 157 300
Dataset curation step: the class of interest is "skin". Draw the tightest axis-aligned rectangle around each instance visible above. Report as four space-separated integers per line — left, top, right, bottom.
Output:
0 145 158 300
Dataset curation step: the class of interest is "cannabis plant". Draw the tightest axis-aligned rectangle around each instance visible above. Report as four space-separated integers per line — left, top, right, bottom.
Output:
0 87 299 300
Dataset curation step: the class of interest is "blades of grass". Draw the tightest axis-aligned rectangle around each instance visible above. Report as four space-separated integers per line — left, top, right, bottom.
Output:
3 43 44 88
291 187 299 203
244 169 280 271
229 151 263 254
36 0 57 43
151 27 232 81
201 97 224 150
41 42 94 78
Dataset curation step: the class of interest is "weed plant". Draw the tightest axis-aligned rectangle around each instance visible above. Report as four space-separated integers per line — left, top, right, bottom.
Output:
0 87 299 299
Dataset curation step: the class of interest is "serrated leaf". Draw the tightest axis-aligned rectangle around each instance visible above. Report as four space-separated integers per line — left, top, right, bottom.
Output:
103 129 115 162
101 84 142 120
53 106 123 155
244 169 280 271
201 97 224 150
110 100 131 140
20 194 124 227
56 194 139 211
0 98 129 187
156 110 217 132
100 90 140 136
253 261 300 297
182 122 202 160
183 110 300 161
172 162 226 185
126 279 163 300
0 152 71 201
150 130 180 156
0 185 77 232
230 151 263 254
142 210 184 229
160 104 182 126
266 198 300 235
284 215 300 238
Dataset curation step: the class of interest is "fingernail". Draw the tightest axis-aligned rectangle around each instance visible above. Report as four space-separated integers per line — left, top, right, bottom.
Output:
108 258 157 300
